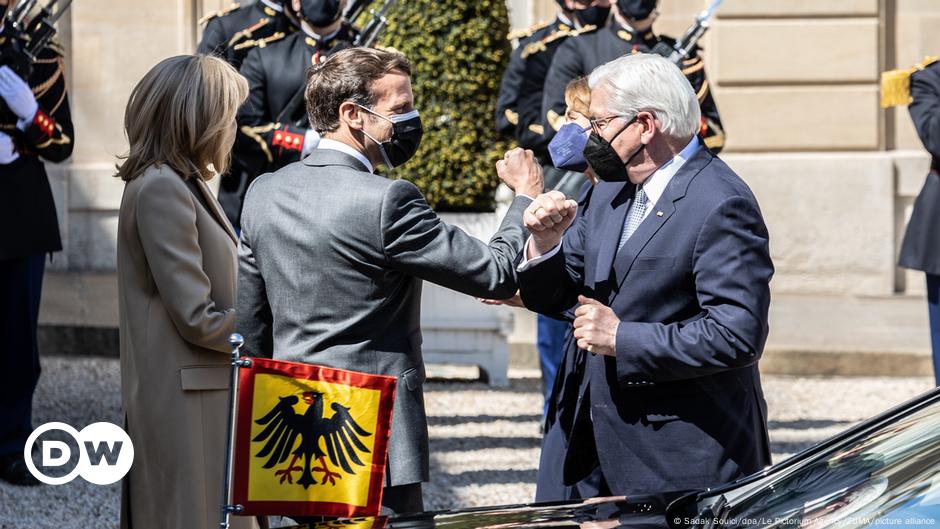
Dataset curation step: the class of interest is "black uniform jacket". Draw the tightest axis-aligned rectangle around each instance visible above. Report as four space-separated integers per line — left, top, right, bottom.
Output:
221 25 355 227
900 60 940 275
0 43 73 260
197 1 294 69
542 23 725 152
496 17 595 159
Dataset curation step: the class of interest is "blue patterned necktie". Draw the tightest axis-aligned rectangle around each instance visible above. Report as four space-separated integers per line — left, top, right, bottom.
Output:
618 187 648 251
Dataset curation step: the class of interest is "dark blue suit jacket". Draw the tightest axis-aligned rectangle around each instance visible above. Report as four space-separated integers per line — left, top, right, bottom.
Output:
520 146 774 496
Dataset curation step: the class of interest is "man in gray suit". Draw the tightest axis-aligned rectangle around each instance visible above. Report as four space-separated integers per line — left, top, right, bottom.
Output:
236 47 543 514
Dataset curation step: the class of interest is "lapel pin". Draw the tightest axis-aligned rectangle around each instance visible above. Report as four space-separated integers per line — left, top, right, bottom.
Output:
656 211 664 217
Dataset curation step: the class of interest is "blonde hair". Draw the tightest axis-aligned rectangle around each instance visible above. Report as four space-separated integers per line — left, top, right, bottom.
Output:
564 77 591 117
115 54 249 181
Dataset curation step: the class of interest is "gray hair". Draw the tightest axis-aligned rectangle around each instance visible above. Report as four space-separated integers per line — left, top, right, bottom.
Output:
588 53 701 140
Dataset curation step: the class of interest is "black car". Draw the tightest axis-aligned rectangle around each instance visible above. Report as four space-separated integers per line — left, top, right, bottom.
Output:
285 387 940 529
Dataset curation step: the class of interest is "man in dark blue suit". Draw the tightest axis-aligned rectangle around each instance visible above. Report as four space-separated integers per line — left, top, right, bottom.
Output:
519 53 774 499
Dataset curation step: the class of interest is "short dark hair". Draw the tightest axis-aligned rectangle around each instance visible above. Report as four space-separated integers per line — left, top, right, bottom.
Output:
305 47 413 133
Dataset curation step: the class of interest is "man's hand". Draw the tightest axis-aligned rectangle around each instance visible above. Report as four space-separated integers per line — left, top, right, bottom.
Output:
573 295 619 356
524 191 578 258
496 147 543 198
477 290 526 308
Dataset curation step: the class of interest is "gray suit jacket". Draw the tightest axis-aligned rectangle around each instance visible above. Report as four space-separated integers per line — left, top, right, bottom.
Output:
237 148 532 486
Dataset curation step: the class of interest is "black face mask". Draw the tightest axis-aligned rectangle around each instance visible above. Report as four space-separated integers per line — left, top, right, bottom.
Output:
359 106 424 169
299 0 341 27
582 117 644 182
575 5 611 27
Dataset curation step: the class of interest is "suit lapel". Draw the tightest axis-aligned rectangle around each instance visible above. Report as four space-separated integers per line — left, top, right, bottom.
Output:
593 182 634 284
193 178 238 244
611 146 713 290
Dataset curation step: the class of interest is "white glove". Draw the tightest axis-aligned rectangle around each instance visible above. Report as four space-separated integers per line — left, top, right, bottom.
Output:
301 129 321 158
0 65 39 129
0 131 20 165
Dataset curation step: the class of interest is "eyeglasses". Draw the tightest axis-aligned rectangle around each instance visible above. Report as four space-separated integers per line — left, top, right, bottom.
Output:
589 114 636 136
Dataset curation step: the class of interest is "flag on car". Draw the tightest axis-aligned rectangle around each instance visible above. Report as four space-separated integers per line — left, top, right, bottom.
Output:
231 357 396 518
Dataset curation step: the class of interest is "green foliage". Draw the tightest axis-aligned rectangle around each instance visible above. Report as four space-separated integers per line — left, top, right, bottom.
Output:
379 0 512 211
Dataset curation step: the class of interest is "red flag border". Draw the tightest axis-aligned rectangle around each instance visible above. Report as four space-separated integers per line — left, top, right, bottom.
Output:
232 357 397 518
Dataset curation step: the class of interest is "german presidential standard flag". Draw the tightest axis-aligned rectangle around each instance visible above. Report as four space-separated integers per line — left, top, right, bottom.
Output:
231 357 396 518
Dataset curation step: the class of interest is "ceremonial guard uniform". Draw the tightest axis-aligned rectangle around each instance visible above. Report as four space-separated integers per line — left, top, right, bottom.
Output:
542 21 725 152
0 41 73 484
222 25 356 228
494 27 528 139
885 57 940 384
516 16 597 159
197 0 293 69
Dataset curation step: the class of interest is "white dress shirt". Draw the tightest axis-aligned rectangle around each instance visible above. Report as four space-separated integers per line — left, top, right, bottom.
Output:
316 138 375 174
518 135 701 271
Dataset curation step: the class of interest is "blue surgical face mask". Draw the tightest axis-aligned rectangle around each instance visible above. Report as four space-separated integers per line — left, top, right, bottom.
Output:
548 122 591 172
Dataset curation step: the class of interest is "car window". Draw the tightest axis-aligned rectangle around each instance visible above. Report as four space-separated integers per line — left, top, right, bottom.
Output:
718 405 940 529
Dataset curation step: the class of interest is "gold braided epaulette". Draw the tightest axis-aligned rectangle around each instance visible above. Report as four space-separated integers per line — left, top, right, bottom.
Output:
228 17 271 48
881 56 939 108
45 38 66 57
199 2 240 26
507 19 552 41
233 31 286 52
521 24 596 60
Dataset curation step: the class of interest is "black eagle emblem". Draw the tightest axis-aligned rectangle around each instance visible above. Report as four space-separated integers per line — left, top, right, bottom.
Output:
252 390 373 488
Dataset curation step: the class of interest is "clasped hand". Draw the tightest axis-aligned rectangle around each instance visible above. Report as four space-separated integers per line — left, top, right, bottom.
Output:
495 147 544 199
573 295 619 356
524 191 578 258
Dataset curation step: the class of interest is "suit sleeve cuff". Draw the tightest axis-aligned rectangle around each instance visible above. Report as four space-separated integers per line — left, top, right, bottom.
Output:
517 237 561 272
614 321 656 386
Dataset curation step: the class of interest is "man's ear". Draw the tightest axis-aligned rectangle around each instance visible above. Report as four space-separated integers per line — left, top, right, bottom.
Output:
637 111 657 144
339 101 363 131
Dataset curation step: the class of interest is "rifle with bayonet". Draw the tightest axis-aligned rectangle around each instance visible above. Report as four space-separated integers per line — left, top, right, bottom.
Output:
651 0 722 65
276 0 398 128
1 0 73 77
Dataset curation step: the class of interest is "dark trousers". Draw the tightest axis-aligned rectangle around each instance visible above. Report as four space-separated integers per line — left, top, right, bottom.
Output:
928 274 940 386
535 417 607 502
0 254 46 458
536 315 567 417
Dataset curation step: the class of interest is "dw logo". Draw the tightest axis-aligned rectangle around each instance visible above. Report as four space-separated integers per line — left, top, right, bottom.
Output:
24 422 134 485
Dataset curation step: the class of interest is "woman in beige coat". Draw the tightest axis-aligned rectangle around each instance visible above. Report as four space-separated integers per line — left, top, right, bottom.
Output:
115 55 257 529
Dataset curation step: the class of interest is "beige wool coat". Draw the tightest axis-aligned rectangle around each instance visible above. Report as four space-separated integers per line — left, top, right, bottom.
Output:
117 165 257 529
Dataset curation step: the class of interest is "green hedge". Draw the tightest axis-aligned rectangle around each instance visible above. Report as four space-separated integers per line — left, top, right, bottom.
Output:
379 0 512 211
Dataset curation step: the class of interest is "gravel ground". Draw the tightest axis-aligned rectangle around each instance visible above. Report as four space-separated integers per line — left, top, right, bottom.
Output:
0 357 933 529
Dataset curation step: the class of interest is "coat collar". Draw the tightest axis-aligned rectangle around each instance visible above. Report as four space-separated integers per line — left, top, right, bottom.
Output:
192 177 238 245
302 146 372 173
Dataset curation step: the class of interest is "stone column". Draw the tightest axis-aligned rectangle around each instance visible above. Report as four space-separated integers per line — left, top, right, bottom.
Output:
57 0 210 272
40 1 213 334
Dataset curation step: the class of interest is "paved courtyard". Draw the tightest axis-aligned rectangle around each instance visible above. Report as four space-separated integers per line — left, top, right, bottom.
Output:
0 356 933 529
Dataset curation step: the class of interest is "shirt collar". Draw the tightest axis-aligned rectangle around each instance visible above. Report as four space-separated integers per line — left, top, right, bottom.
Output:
557 13 575 28
640 135 699 206
316 138 375 174
302 24 342 42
